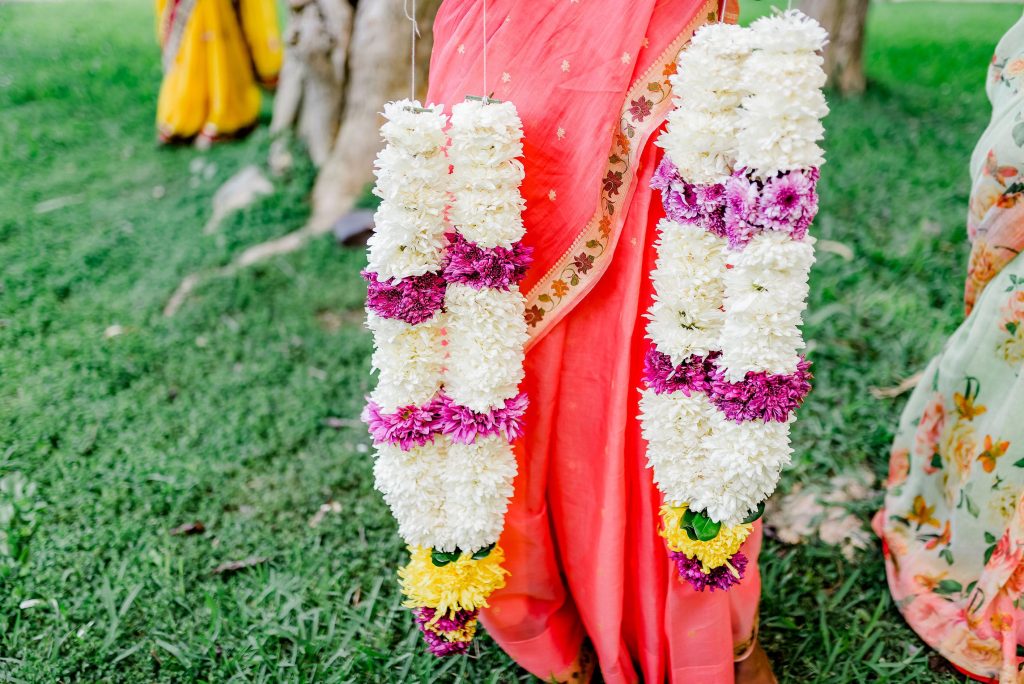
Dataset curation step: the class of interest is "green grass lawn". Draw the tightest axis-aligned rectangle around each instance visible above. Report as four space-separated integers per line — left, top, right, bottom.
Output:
0 1 1020 681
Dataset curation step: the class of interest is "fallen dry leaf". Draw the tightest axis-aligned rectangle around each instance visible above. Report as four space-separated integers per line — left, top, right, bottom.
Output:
308 501 342 528
212 556 267 577
869 371 923 399
764 469 877 560
169 521 205 536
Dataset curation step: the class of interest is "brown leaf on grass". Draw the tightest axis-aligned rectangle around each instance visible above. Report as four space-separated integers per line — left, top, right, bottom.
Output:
212 556 267 577
816 239 855 261
869 371 923 399
308 501 342 528
764 469 877 561
169 521 205 536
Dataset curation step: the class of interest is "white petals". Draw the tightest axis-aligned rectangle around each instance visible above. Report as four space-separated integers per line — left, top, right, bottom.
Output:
719 233 815 379
444 284 528 412
737 14 829 178
639 389 715 506
701 415 793 525
367 312 446 413
646 220 727 363
366 100 450 279
374 436 518 552
449 100 527 248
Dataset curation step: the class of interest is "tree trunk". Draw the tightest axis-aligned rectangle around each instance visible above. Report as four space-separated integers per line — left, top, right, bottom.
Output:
270 0 353 167
800 0 870 96
307 0 442 233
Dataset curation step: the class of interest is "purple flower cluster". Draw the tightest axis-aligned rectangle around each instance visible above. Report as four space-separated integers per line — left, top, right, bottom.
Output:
651 158 726 237
413 607 479 657
642 348 718 396
641 348 811 423
709 357 812 423
670 551 747 592
364 392 529 450
364 270 447 325
364 398 443 451
723 168 819 249
443 233 533 291
439 392 528 444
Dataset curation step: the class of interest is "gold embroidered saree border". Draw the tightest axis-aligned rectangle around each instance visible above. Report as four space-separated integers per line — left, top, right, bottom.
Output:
523 0 720 350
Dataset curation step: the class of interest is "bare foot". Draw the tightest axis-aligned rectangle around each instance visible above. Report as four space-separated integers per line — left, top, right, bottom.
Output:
735 641 777 684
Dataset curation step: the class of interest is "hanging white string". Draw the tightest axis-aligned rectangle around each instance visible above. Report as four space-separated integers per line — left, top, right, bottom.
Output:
482 0 489 97
404 0 420 101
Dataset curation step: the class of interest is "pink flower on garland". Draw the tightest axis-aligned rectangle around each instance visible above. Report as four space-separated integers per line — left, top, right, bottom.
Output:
723 172 762 249
670 551 747 592
642 347 717 396
364 398 442 450
364 271 447 325
443 233 533 291
759 169 819 240
709 357 812 423
413 608 478 657
439 392 528 444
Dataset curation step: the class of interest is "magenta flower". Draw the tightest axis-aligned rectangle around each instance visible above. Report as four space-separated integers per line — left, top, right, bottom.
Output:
670 551 747 591
363 398 442 450
364 270 446 325
443 233 532 291
723 171 761 249
413 607 478 657
759 169 819 240
439 392 528 444
642 347 717 396
709 357 812 423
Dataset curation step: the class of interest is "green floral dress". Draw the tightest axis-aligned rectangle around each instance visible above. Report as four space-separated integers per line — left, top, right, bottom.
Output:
874 16 1024 684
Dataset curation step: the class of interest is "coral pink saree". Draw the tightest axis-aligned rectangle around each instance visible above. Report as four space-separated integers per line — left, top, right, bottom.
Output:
427 1 759 681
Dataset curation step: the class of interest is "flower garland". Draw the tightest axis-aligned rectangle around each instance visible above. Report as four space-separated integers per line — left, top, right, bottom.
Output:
364 97 529 656
641 12 827 592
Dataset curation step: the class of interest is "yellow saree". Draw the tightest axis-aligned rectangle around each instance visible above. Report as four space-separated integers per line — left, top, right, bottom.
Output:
155 0 282 144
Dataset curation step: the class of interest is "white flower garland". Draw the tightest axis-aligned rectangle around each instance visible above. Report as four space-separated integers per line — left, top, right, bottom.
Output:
640 13 827 590
364 97 529 655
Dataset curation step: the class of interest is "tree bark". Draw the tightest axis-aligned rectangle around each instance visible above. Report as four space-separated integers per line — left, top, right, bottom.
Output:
270 0 353 166
800 0 870 96
307 0 442 233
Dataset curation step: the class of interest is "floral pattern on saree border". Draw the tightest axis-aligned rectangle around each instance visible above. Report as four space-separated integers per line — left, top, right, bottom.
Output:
523 0 722 348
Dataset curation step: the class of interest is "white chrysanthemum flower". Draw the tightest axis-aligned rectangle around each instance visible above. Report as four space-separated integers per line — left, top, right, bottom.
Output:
736 16 829 178
450 159 526 194
367 313 446 412
749 9 829 54
700 415 793 525
449 191 527 249
661 31 750 185
373 438 451 548
719 233 815 379
444 284 528 412
448 100 524 168
639 389 715 505
380 100 448 156
365 209 448 279
645 221 727 363
437 436 518 552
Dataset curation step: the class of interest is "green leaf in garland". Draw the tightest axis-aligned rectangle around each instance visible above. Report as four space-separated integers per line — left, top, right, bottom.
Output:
741 502 766 525
690 511 722 542
471 543 496 561
431 549 461 567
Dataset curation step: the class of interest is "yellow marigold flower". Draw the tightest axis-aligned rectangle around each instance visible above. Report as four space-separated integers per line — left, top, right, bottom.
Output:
659 504 751 573
399 545 508 615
